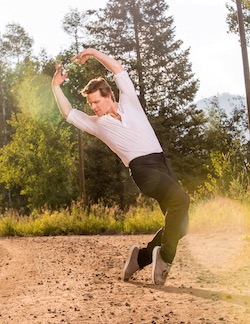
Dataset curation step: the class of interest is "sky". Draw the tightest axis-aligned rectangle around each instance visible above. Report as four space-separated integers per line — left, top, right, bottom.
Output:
0 0 247 102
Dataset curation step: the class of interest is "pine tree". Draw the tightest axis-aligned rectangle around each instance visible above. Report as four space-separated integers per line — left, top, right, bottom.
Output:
89 0 199 113
87 0 207 190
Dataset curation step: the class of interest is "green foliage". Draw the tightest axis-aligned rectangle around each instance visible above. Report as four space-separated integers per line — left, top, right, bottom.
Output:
203 96 248 152
0 202 163 237
0 63 19 147
192 96 250 199
0 114 78 210
89 0 199 112
14 69 55 118
0 5 249 213
206 150 237 195
0 62 80 211
0 215 19 236
82 0 207 191
84 136 138 209
1 197 249 237
195 148 250 202
123 205 164 234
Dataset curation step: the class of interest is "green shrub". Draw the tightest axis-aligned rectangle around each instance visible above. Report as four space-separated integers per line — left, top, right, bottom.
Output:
194 150 250 203
123 205 164 234
0 197 249 237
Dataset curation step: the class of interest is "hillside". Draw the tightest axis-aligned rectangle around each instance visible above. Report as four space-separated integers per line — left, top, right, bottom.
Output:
196 92 246 115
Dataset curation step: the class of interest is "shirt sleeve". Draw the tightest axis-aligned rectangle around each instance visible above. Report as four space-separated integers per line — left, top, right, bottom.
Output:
114 71 142 110
66 109 97 135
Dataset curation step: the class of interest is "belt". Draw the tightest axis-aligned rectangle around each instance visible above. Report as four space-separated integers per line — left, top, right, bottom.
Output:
129 152 164 168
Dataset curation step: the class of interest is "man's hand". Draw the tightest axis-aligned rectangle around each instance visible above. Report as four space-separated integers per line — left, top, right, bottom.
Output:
51 63 72 118
71 48 124 75
71 48 94 65
52 63 68 87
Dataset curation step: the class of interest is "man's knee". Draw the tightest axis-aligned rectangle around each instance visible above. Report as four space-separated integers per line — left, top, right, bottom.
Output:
170 188 190 212
182 191 190 210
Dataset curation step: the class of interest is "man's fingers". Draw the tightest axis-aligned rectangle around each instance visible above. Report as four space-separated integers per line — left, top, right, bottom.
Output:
71 53 82 62
71 52 90 63
55 61 64 71
71 54 78 61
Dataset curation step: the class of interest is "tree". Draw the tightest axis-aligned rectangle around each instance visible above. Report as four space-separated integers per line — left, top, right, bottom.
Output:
61 8 100 206
226 0 250 44
0 23 35 149
1 23 34 64
54 47 136 209
202 96 249 178
0 65 78 211
83 135 138 209
243 0 250 9
62 8 95 53
194 94 250 200
89 0 198 112
86 0 206 191
0 62 9 147
0 23 35 209
0 115 78 211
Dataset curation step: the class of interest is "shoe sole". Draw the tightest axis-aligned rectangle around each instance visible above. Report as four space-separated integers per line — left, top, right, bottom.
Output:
122 245 138 281
152 246 161 285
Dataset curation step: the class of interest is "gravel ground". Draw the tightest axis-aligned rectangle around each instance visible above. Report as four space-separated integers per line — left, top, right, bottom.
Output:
0 230 250 323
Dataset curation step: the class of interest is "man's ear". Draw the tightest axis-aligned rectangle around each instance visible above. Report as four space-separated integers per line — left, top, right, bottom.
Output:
107 94 113 101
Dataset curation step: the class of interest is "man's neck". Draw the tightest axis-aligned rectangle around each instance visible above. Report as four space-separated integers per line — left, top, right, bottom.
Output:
108 102 121 120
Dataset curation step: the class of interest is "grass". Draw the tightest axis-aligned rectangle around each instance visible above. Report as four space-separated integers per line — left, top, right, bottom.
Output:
0 197 249 238
190 196 250 234
0 202 163 237
0 209 122 237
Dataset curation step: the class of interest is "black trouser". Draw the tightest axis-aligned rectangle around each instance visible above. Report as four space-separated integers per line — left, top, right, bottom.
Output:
129 152 190 267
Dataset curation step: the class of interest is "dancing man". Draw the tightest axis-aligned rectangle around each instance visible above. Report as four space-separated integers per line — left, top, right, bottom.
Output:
52 48 190 285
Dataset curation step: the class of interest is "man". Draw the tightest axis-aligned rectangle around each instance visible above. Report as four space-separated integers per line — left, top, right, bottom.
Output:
52 48 190 286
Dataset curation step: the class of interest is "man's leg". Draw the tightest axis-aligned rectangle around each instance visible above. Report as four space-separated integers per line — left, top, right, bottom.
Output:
136 171 189 264
138 182 189 266
124 153 189 282
159 185 190 264
137 228 163 268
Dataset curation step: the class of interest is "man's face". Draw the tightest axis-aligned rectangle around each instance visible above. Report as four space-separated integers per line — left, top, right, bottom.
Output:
87 90 111 117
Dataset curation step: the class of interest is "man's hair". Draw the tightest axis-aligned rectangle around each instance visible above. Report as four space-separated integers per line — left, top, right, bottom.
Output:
81 77 115 102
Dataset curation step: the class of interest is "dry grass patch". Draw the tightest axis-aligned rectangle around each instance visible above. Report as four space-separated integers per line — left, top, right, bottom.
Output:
190 196 250 234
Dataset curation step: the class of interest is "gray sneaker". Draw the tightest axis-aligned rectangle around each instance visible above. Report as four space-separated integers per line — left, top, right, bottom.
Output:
152 246 171 286
122 245 140 281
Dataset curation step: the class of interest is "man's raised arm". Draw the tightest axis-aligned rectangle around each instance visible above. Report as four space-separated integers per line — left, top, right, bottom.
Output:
51 63 72 118
71 48 124 75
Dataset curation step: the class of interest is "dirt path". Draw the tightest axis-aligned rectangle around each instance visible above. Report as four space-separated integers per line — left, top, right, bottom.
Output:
0 232 249 324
